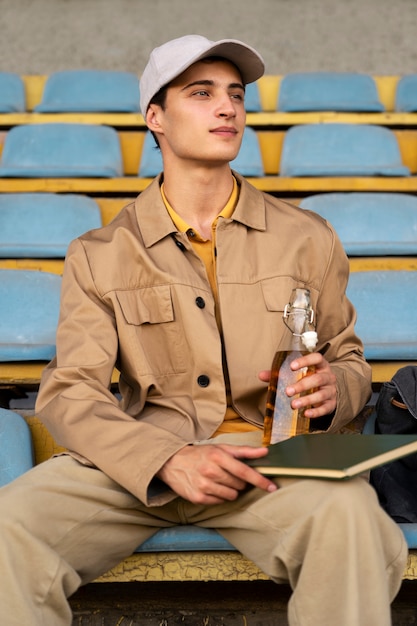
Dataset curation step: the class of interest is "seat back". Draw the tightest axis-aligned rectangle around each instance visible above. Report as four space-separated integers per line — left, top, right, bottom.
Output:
244 81 262 112
395 74 417 112
34 70 140 112
0 193 102 257
278 72 384 112
299 192 417 255
0 72 25 112
231 127 264 176
0 269 61 361
138 131 163 177
0 124 123 177
280 124 410 177
0 408 34 486
138 128 264 177
346 271 417 359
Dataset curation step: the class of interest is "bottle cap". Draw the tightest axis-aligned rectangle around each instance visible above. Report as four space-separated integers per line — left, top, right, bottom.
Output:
301 331 318 351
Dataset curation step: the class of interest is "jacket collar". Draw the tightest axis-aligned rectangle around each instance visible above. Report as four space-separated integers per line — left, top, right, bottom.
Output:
134 172 267 248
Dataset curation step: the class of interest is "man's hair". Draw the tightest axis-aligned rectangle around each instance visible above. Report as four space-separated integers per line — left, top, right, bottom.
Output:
147 57 244 149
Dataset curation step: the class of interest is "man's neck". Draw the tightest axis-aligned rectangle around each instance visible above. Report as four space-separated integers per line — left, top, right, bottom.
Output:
162 163 235 239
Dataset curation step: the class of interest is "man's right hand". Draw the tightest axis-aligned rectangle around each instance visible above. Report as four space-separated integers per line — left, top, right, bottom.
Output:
157 443 277 505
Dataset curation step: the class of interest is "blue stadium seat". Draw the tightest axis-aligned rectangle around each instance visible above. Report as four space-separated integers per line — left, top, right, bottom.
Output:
0 193 102 257
232 127 264 176
0 408 34 487
244 81 262 112
34 70 140 112
277 72 384 112
398 524 417 549
395 74 417 112
138 132 163 177
0 123 123 177
136 526 234 553
0 72 25 112
280 124 410 177
138 127 264 177
299 192 417 255
0 269 61 361
346 270 417 360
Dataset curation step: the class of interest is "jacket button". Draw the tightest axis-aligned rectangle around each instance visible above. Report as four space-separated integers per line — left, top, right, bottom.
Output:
175 240 186 252
197 375 210 387
195 296 205 309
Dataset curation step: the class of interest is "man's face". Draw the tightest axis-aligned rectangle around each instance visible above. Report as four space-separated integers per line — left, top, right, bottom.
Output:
147 59 246 168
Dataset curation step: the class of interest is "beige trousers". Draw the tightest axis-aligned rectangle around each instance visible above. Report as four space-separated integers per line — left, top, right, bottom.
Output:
0 455 407 626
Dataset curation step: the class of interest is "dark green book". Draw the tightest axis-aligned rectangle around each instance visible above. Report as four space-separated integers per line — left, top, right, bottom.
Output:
247 434 417 480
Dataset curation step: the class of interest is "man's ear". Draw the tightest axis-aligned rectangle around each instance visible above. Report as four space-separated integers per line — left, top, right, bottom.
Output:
146 104 163 133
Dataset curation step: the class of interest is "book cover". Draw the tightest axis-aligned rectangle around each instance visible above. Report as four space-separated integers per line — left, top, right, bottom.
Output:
246 434 417 480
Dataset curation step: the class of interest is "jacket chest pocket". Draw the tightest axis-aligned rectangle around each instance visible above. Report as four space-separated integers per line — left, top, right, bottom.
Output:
115 286 187 376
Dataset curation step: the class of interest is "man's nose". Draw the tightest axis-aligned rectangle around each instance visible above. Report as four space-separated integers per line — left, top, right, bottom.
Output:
216 95 237 118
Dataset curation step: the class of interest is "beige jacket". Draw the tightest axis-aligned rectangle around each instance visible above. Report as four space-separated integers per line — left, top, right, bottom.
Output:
36 174 371 505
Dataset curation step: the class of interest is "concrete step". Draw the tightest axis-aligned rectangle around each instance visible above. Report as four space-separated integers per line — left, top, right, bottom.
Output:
70 580 417 625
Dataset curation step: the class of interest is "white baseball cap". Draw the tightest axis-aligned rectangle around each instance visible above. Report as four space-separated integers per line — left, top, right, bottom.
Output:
140 34 265 115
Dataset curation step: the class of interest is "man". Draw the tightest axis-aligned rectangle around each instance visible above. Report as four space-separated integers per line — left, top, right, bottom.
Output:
0 35 407 625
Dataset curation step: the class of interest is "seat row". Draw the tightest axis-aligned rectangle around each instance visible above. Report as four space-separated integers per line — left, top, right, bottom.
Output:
1 267 415 367
1 124 417 192
2 70 417 115
0 185 416 393
1 191 417 259
0 405 415 583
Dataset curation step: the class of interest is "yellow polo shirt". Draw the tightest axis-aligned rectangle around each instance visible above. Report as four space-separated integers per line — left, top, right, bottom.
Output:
161 178 261 435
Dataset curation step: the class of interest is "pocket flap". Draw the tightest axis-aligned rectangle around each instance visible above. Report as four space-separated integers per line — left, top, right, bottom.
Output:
116 285 174 325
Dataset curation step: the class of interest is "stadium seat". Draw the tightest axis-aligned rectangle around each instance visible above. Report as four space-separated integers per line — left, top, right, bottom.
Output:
34 70 140 112
277 72 384 112
280 124 410 177
138 127 264 177
0 408 34 487
138 132 163 177
395 74 417 112
232 127 264 176
299 192 417 255
0 269 61 361
346 270 417 360
0 123 123 177
244 81 262 112
136 526 234 553
0 193 102 257
0 72 26 112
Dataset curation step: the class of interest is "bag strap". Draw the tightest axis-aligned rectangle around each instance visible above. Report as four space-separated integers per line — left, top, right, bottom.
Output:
391 397 408 410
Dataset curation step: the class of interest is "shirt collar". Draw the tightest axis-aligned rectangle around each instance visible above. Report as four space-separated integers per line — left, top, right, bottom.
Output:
134 173 266 248
160 176 239 237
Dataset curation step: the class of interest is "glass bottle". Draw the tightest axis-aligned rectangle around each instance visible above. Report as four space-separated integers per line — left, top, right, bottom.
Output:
263 288 318 446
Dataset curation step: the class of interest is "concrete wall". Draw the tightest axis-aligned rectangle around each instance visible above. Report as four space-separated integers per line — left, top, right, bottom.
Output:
2 0 417 76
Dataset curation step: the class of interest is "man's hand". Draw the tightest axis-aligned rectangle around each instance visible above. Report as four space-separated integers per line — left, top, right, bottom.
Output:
157 444 277 504
259 352 337 419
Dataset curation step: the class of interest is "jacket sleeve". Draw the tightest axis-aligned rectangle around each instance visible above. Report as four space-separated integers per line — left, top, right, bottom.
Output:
35 238 188 506
313 224 372 431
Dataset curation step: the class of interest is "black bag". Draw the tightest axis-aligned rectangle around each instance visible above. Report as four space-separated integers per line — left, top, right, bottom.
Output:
370 365 417 522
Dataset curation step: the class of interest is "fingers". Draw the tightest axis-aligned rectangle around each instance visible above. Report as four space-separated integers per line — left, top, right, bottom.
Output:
286 353 337 418
258 370 271 383
218 444 277 493
158 444 277 505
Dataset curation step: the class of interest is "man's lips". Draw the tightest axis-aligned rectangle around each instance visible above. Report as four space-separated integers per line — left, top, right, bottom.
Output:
210 127 238 136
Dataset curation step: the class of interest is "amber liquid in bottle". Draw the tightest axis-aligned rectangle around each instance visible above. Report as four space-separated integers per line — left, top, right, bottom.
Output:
262 287 317 446
262 349 313 446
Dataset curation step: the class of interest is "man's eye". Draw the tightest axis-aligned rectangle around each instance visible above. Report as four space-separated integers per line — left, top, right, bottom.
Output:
231 93 244 101
193 90 209 97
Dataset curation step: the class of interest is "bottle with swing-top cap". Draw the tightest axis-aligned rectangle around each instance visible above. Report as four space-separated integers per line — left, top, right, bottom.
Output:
263 288 318 446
